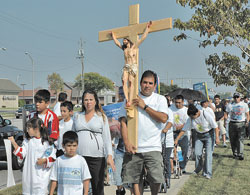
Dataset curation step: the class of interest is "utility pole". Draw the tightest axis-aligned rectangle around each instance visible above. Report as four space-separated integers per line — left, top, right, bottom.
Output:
76 38 85 99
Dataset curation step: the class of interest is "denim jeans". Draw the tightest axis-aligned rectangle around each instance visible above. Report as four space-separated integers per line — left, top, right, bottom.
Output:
229 122 245 157
114 149 125 186
194 129 214 177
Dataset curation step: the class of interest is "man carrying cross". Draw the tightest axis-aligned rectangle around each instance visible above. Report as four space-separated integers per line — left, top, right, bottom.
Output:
110 21 152 107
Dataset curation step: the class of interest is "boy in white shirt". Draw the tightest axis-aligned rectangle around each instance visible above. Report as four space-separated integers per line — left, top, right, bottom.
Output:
56 101 74 157
50 131 91 195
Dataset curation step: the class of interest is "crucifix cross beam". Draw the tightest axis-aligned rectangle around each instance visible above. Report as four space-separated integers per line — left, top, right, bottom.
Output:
98 4 172 149
99 6 172 44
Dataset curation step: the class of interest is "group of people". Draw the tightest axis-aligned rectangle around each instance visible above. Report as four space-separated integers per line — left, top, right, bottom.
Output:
9 89 114 195
7 69 249 195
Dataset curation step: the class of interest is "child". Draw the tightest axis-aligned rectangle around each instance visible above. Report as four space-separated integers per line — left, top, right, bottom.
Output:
56 101 74 157
53 92 68 121
50 131 91 195
8 118 56 195
30 89 59 141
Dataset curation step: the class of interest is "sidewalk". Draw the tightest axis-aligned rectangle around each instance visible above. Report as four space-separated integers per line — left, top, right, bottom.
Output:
104 160 195 195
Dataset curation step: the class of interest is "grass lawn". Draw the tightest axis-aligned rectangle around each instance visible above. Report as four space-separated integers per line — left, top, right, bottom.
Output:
0 184 22 195
179 139 250 195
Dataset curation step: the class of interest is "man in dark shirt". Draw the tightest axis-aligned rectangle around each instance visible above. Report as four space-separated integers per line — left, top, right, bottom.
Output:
214 95 227 147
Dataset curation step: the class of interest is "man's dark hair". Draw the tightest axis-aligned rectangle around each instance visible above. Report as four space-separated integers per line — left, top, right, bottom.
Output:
61 101 73 112
58 92 67 102
62 131 78 145
175 95 184 101
187 104 199 116
122 38 133 50
34 89 50 103
140 70 157 85
214 95 220 99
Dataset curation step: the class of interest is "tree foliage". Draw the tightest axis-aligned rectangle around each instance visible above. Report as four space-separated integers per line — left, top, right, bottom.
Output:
74 72 114 93
47 72 64 95
160 82 179 95
174 0 250 94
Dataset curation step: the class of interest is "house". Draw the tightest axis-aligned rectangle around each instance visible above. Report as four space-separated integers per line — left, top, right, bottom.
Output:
0 78 21 108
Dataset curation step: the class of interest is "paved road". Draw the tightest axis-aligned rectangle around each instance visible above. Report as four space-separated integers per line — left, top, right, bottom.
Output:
10 118 23 131
0 118 23 189
0 162 22 189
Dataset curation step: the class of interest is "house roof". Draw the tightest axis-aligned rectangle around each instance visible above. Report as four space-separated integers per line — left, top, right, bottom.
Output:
0 79 22 93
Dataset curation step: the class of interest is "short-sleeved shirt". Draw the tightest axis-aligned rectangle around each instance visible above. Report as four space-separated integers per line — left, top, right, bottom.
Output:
57 119 73 150
226 101 249 122
50 154 91 195
213 102 226 121
183 110 218 133
161 108 174 148
53 102 61 117
119 92 168 153
170 105 188 131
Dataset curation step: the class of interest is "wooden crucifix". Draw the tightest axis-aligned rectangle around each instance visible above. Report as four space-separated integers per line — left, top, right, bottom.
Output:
98 4 172 149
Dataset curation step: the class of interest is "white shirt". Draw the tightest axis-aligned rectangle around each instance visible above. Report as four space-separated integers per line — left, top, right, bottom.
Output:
119 92 168 153
58 119 73 150
161 109 174 148
183 110 218 133
203 106 215 119
170 105 188 131
14 138 56 195
226 101 249 122
50 155 91 195
53 102 61 117
72 112 112 157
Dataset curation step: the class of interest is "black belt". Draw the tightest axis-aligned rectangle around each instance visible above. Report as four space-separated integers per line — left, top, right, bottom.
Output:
230 121 245 123
196 128 214 134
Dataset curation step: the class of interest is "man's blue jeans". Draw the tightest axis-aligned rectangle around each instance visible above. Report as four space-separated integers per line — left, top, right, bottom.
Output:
114 149 125 186
194 129 214 177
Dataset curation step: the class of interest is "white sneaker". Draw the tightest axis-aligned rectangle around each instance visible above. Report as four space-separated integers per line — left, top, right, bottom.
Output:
223 143 227 147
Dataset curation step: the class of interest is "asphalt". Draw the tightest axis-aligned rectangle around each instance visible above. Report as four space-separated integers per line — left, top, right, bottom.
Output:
104 160 195 195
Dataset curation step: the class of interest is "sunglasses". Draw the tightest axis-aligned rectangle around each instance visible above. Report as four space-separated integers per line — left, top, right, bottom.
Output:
233 96 240 98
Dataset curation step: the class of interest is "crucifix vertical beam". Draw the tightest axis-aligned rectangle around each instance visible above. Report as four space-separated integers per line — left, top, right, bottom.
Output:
127 4 139 150
98 4 172 150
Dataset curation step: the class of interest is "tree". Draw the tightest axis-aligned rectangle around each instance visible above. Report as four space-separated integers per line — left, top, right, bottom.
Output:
47 73 64 98
174 0 250 95
74 72 114 93
160 82 179 95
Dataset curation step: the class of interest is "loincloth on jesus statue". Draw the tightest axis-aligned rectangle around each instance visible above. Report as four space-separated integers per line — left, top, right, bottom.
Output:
122 63 138 77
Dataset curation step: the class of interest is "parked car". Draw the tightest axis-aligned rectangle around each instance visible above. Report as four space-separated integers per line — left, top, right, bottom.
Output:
15 104 36 119
0 114 24 170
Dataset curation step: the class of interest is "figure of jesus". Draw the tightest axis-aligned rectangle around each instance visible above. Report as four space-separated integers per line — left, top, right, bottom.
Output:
110 21 152 107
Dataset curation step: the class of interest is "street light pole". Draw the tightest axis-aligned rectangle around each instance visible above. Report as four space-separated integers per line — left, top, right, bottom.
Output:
20 83 26 103
25 52 34 104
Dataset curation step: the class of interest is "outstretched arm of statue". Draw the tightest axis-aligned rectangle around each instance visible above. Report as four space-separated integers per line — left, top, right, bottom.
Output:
110 31 122 49
134 21 152 48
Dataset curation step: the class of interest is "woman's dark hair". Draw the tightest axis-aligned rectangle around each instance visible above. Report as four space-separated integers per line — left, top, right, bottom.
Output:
187 104 199 117
122 38 134 50
25 118 50 145
81 89 106 122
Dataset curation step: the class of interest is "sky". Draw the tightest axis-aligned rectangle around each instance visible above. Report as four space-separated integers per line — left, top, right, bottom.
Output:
0 0 237 94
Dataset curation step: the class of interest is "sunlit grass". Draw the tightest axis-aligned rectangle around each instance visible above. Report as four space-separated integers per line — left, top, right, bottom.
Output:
178 140 250 195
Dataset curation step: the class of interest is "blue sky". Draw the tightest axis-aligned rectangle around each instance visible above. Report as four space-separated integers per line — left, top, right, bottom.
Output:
0 0 237 93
